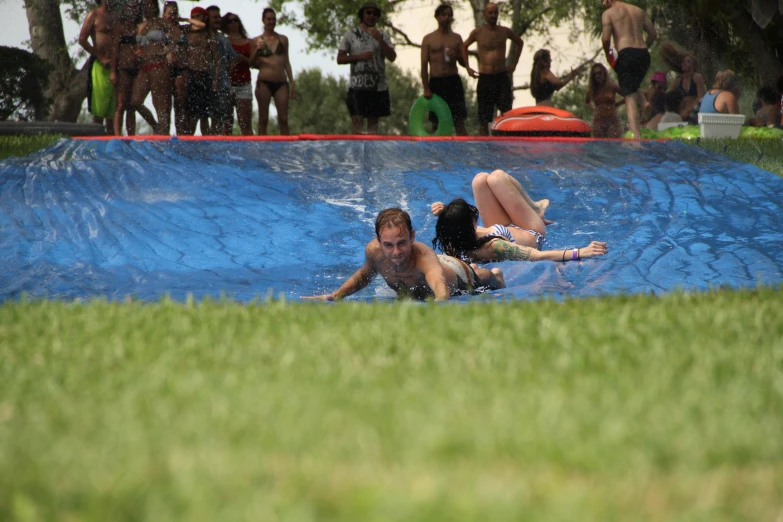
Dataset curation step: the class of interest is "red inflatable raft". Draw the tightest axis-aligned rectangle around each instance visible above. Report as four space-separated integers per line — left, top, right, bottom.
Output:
490 106 592 137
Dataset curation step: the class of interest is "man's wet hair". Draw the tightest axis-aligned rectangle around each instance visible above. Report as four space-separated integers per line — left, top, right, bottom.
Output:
206 5 220 13
375 208 413 240
435 4 453 17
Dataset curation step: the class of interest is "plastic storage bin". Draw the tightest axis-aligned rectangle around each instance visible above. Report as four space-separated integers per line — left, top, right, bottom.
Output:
698 113 745 139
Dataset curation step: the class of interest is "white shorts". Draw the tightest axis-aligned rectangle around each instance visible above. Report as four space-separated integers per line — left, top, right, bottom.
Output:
232 82 252 100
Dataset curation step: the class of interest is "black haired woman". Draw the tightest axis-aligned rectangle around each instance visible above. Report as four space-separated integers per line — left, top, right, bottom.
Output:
431 170 607 263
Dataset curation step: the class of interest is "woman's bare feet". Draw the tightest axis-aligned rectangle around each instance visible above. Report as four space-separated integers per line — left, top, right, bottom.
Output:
536 199 553 225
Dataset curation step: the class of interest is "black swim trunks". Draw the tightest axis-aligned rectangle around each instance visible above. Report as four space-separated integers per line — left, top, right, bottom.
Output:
346 89 391 118
614 47 651 96
477 72 513 124
188 70 212 120
429 74 467 121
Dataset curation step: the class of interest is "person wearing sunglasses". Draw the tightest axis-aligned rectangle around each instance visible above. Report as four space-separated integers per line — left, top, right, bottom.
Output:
431 170 607 263
337 1 397 134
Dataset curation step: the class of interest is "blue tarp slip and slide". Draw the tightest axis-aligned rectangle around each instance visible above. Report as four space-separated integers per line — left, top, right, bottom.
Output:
1 138 782 302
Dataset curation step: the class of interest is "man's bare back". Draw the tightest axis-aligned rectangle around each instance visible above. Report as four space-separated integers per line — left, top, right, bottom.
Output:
601 0 656 51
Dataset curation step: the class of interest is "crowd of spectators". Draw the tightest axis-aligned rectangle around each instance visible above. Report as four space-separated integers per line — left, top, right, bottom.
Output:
78 0 783 138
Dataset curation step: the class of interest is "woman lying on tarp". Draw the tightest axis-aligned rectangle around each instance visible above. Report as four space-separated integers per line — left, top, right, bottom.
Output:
430 169 607 263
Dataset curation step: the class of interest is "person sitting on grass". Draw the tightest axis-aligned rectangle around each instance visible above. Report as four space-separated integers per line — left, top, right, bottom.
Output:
301 208 505 301
657 90 684 125
751 86 779 127
699 70 742 115
430 170 607 263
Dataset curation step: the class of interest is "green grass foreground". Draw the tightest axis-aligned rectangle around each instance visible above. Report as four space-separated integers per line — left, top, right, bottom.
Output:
1 289 782 521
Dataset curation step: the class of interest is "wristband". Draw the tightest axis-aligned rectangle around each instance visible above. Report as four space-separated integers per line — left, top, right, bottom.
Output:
572 248 579 261
562 250 566 262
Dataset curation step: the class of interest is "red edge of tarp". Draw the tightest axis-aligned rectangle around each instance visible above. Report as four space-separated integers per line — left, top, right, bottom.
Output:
73 134 666 143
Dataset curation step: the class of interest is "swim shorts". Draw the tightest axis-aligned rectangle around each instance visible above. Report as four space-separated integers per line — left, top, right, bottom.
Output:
188 70 212 120
429 74 467 120
346 89 391 118
88 57 116 120
614 48 651 96
477 72 513 124
437 254 478 294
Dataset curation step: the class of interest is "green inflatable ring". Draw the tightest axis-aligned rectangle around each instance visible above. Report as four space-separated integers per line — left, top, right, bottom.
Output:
408 94 455 136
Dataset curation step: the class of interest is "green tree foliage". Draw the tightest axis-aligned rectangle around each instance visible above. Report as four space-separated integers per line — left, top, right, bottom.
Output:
575 0 783 87
0 46 52 121
277 64 478 136
284 68 353 134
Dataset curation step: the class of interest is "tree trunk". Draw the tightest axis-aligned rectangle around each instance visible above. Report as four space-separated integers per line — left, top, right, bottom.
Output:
25 0 89 122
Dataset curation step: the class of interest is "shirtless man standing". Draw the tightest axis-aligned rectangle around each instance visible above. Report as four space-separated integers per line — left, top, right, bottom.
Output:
79 0 115 134
601 0 657 139
462 2 523 136
302 208 505 301
421 4 468 135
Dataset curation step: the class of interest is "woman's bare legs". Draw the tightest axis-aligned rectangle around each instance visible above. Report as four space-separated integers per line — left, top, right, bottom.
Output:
173 72 189 135
235 96 253 135
273 83 290 136
472 264 506 290
148 66 171 135
255 81 272 135
472 170 547 236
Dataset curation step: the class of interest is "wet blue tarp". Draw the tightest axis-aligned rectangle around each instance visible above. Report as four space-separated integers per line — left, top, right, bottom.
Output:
1 138 781 302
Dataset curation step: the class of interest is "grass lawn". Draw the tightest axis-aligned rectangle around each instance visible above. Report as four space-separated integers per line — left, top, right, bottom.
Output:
1 290 782 521
1 135 782 520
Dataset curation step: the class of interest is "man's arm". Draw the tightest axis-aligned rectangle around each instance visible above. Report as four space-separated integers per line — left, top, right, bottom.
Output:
336 49 374 65
601 11 613 62
643 12 657 48
418 249 450 301
79 10 98 56
505 28 524 73
454 35 466 67
461 30 478 78
420 35 431 98
301 244 379 300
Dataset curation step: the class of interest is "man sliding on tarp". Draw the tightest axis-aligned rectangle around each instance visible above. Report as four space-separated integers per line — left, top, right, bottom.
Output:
302 208 505 301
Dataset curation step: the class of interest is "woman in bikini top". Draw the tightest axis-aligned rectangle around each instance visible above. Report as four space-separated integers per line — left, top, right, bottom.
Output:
584 63 623 138
131 0 173 135
530 49 585 107
430 171 607 264
251 8 296 135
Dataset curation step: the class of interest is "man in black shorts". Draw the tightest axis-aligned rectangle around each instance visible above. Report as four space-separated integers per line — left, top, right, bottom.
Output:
462 2 523 135
601 0 657 139
421 4 468 135
337 2 397 135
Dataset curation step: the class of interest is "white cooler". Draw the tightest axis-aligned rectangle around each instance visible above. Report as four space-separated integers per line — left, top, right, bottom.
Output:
698 113 745 139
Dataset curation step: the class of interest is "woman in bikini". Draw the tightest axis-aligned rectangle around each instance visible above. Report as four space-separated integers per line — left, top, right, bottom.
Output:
661 42 706 122
131 0 173 135
251 8 296 135
530 49 584 107
162 1 204 135
431 170 607 263
584 63 623 138
224 12 256 136
111 0 157 135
